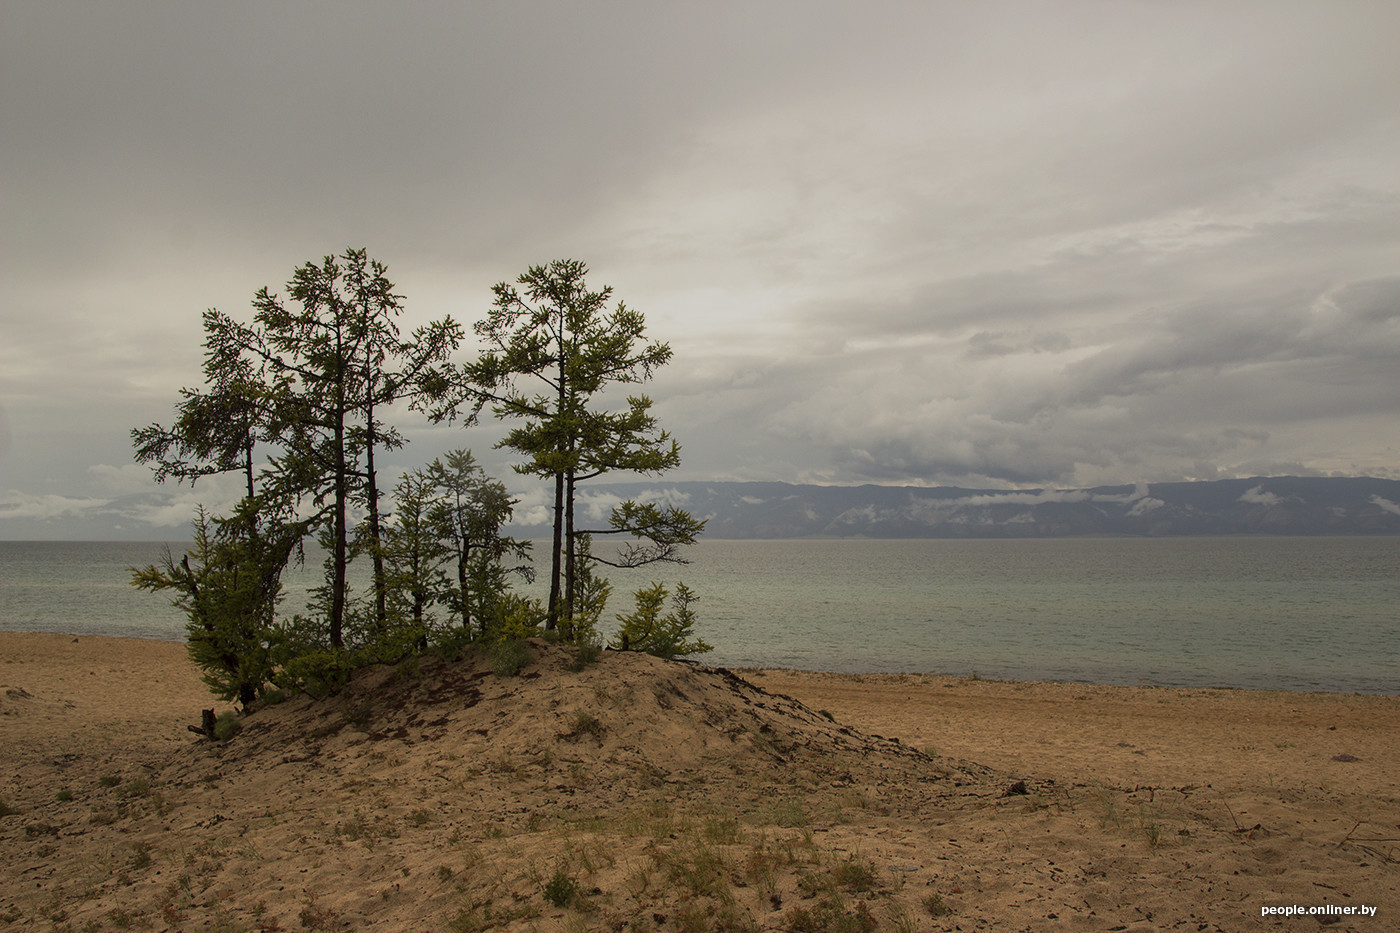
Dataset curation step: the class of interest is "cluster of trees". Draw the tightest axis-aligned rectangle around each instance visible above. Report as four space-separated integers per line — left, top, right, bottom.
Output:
132 251 707 709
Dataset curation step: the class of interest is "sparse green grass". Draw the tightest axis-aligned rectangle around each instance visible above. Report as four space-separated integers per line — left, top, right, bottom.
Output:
1137 802 1169 849
1090 784 1122 829
103 905 140 929
651 836 735 903
119 777 151 798
830 854 879 893
770 799 807 828
570 709 605 739
299 891 339 931
543 865 579 907
489 638 532 677
568 641 602 671
786 893 878 933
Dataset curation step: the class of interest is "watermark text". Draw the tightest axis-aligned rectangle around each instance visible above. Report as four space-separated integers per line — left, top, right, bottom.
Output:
1262 905 1376 918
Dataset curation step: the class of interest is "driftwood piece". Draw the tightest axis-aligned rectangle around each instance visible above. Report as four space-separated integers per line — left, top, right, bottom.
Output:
188 708 217 737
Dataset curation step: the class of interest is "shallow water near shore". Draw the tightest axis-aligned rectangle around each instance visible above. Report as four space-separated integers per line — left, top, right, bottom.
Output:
1 536 1396 693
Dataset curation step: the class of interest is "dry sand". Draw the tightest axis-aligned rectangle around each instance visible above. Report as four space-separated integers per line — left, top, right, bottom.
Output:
1 632 1395 932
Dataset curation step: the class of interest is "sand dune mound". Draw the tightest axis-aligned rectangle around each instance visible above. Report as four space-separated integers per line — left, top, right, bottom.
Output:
5 634 1394 932
102 642 1000 931
195 640 997 816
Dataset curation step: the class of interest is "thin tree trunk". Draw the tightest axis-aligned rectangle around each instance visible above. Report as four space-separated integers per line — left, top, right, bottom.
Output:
457 541 471 636
331 457 347 649
364 401 388 631
330 364 348 649
547 336 568 631
564 466 576 638
546 471 564 630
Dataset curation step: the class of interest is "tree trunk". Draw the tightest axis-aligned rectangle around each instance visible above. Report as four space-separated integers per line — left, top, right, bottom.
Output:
564 466 576 639
457 541 471 636
329 393 347 649
546 470 564 630
364 402 388 632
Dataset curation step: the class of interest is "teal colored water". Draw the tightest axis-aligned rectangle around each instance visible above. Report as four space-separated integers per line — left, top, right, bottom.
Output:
1 538 1396 693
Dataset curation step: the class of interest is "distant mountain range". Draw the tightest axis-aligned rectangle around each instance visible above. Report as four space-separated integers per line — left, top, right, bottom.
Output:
5 476 1399 540
544 476 1400 538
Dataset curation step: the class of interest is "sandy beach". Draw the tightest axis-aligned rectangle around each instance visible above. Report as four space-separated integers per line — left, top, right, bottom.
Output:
2 632 1396 932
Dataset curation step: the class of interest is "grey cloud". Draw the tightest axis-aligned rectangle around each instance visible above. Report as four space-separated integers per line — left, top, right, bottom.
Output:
2 2 1398 516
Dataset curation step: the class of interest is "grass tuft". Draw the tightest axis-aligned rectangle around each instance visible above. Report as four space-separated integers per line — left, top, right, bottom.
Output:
543 866 579 907
489 638 532 677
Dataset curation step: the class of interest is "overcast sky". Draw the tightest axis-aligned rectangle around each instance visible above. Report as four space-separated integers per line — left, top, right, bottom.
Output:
2 1 1398 537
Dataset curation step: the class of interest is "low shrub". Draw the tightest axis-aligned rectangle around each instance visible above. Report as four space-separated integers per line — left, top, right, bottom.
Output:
923 893 950 917
568 640 603 671
831 854 878 893
212 711 241 742
543 866 578 907
489 637 532 677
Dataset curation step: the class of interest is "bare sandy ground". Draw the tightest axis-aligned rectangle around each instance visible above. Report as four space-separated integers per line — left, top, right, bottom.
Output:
1 632 1395 932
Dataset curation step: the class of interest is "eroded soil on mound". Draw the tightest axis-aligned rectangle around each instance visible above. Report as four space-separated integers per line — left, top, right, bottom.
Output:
2 636 1395 932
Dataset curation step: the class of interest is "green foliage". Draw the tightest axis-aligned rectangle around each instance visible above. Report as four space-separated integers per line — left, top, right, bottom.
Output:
542 866 579 907
570 709 605 739
923 893 950 917
602 500 707 569
610 582 712 659
467 260 702 632
131 500 299 710
280 650 355 699
559 538 610 647
569 641 603 672
133 253 713 713
831 855 879 893
484 592 544 646
489 638 533 677
270 617 356 698
212 712 242 742
378 466 449 648
785 896 877 933
425 450 533 639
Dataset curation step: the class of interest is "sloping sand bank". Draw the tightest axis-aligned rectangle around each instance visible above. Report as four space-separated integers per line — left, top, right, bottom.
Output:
2 632 1395 932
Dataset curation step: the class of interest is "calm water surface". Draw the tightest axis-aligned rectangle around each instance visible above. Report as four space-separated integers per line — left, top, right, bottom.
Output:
1 537 1396 693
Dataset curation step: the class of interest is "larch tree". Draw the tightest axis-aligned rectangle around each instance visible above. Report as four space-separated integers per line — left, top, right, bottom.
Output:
215 248 460 649
423 449 532 640
131 311 305 710
464 260 703 634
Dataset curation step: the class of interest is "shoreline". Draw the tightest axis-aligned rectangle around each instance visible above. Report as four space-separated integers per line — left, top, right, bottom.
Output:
4 631 1396 792
3 629 1393 698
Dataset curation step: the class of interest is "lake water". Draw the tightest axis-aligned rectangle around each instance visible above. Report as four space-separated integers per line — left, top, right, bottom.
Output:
1 537 1396 694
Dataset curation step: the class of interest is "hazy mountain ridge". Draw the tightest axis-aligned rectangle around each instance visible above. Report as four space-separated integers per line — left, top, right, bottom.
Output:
5 477 1399 540
563 476 1400 538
